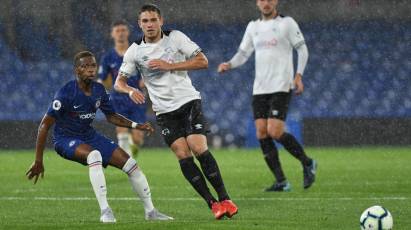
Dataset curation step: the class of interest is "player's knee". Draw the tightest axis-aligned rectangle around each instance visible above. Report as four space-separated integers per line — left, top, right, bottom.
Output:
190 144 208 156
87 150 102 165
122 157 140 175
174 150 192 160
269 129 284 140
256 128 268 139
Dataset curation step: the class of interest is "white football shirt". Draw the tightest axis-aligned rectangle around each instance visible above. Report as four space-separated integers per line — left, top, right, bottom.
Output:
119 30 202 115
236 15 306 95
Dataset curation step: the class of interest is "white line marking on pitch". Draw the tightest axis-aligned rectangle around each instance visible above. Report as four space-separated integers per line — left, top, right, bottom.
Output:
0 197 409 201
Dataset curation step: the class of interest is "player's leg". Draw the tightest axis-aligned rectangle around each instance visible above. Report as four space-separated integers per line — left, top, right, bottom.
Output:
157 104 225 219
108 147 172 220
116 126 132 156
187 134 238 218
187 134 229 201
170 138 218 207
72 143 115 223
253 94 288 191
267 92 317 189
185 99 238 218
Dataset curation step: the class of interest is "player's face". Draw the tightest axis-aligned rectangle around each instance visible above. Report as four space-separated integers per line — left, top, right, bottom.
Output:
138 11 163 40
75 56 97 84
111 25 129 43
256 0 278 16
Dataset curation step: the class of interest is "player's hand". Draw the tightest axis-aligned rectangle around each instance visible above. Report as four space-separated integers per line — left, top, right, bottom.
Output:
135 122 155 136
148 59 173 71
217 62 231 73
294 74 304 96
26 160 44 184
129 89 145 104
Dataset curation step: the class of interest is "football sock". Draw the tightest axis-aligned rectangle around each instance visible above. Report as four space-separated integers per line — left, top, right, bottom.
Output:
259 138 286 182
122 158 154 213
196 150 230 201
87 150 109 211
179 157 217 208
277 133 312 166
117 132 132 156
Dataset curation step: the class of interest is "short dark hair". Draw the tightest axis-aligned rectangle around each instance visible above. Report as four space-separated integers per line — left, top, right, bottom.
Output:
73 51 94 67
111 19 129 29
139 4 161 18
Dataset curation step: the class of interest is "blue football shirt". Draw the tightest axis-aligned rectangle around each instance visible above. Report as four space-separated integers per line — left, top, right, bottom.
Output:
47 80 115 139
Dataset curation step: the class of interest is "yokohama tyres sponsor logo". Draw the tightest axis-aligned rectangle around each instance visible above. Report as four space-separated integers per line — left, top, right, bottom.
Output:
79 113 96 119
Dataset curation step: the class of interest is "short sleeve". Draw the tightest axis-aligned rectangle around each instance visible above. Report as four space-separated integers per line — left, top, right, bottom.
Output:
119 45 138 78
172 30 202 59
238 21 255 56
46 89 68 119
98 87 116 115
286 17 305 49
98 54 110 81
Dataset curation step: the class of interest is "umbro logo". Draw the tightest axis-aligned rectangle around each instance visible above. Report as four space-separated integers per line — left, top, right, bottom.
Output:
272 110 279 116
161 128 170 136
194 124 203 130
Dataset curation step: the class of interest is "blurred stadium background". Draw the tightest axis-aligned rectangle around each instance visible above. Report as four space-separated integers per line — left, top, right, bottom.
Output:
0 0 410 149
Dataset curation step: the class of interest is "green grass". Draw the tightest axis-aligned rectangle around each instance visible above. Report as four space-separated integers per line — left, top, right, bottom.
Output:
0 147 410 229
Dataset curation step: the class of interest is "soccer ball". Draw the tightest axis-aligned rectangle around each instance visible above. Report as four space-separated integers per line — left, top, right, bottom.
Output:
360 205 393 230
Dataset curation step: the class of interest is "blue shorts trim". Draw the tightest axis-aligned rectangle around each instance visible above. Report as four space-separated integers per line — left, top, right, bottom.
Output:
53 133 119 167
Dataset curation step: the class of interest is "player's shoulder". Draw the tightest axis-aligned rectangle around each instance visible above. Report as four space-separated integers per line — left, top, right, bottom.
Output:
92 81 107 92
55 80 76 98
280 15 298 25
166 30 188 41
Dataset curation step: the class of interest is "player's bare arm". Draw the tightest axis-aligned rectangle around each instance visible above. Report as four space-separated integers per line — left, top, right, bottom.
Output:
105 113 154 135
114 73 146 104
148 52 208 71
26 114 55 184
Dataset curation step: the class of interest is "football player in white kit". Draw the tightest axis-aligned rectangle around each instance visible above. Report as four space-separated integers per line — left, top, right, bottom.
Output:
114 4 238 219
218 0 317 191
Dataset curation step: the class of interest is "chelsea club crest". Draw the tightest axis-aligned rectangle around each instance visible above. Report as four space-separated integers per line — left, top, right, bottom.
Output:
95 100 101 108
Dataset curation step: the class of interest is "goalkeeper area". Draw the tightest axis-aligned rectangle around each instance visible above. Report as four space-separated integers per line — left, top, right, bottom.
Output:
1 147 410 229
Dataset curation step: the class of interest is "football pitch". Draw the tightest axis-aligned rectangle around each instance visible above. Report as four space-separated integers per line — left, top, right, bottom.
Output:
0 147 410 229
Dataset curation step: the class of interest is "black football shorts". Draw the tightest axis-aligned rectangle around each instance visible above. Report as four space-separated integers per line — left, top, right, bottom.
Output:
252 92 292 121
156 99 209 146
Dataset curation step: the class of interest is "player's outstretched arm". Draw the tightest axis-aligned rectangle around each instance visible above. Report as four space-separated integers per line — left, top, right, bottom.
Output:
114 73 146 104
26 114 55 184
148 52 208 71
105 113 154 135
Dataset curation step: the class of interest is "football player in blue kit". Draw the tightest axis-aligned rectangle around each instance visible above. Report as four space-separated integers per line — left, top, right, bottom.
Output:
26 51 172 223
98 20 147 157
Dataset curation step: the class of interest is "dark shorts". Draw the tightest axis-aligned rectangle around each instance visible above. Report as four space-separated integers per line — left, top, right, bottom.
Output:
252 92 292 121
53 132 119 167
156 99 209 146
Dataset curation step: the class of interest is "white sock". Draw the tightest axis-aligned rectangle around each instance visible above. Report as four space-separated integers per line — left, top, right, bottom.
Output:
122 158 155 213
118 132 132 156
87 150 109 211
